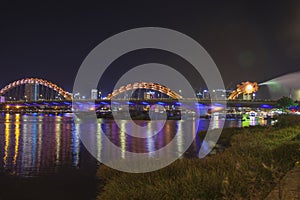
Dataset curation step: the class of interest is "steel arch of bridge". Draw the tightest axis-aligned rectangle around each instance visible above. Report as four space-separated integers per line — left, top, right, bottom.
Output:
106 82 183 100
0 78 72 100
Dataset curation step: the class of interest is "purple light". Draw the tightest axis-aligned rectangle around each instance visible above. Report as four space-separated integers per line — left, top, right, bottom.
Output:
174 102 182 106
261 104 273 109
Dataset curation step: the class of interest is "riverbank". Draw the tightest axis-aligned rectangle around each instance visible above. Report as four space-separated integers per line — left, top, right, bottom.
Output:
96 115 300 199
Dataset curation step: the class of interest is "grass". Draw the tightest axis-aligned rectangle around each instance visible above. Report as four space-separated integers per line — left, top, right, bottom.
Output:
96 115 300 200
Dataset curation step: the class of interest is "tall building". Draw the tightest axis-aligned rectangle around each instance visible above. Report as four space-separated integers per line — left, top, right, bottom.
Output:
25 83 39 101
202 90 210 99
91 89 98 100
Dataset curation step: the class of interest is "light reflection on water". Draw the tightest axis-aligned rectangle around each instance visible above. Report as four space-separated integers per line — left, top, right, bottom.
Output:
0 113 268 177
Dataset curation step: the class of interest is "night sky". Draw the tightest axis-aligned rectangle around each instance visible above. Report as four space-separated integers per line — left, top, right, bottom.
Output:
0 1 300 97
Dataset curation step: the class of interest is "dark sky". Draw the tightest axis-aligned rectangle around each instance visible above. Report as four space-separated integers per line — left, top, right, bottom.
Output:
0 1 300 96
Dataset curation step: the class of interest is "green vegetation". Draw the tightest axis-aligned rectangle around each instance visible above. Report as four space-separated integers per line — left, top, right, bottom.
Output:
96 115 300 199
277 96 298 110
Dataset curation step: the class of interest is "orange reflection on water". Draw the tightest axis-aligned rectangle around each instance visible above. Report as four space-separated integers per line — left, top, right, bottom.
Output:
4 114 10 168
120 120 126 159
55 123 61 164
13 114 20 165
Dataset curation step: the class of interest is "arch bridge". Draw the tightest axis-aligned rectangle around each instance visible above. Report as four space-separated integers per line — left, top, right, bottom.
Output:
106 82 183 100
0 78 72 101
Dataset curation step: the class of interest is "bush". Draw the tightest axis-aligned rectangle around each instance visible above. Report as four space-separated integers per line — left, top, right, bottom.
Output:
274 114 300 128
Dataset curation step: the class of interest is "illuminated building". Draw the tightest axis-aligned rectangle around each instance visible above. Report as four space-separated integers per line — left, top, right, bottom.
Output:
91 89 98 100
24 83 39 101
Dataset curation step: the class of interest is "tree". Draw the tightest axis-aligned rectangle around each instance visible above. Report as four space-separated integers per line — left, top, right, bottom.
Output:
277 96 297 110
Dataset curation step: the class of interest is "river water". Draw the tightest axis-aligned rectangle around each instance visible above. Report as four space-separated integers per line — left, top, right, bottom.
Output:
0 113 269 199
0 113 269 176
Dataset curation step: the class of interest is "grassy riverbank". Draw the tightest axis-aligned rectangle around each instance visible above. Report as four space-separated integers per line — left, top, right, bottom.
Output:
96 115 300 199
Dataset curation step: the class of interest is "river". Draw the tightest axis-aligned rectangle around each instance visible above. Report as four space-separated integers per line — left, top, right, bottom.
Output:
0 113 270 199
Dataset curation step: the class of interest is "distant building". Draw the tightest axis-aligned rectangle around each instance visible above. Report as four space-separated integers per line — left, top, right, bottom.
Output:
25 83 39 101
91 89 98 100
144 91 155 99
201 89 232 100
202 90 210 99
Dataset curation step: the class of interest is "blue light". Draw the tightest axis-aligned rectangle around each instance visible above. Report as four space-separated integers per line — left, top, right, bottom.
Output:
141 101 149 105
174 102 182 106
195 102 204 107
261 104 273 109
289 106 298 110
213 103 224 107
